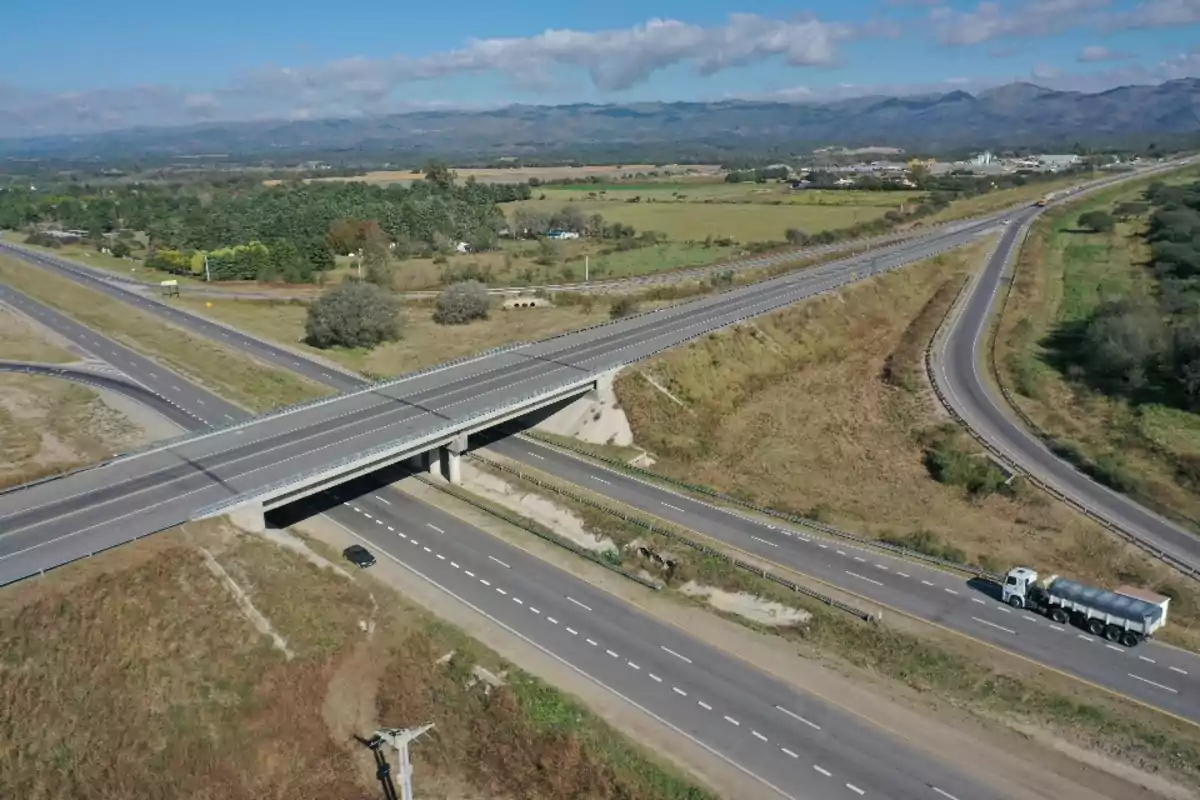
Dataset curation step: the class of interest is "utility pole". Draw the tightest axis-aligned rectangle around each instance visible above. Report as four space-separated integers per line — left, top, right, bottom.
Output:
585 255 589 283
204 254 211 282
368 724 434 800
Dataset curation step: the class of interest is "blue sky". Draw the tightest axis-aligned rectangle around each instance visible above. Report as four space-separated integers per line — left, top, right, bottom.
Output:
0 0 1197 136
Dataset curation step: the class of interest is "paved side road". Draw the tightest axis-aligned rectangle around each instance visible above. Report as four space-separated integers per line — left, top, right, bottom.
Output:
931 204 1200 576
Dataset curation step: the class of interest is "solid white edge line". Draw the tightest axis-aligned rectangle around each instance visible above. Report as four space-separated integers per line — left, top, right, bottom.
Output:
324 513 800 800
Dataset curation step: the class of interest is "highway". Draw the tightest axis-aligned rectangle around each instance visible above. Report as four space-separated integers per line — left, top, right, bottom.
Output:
0 212 1007 586
485 434 1200 722
0 293 1006 800
930 205 1200 576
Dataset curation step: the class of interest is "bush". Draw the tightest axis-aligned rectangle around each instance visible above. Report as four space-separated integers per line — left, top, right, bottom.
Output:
1077 210 1115 233
109 240 132 258
609 296 640 319
305 281 403 349
878 529 967 564
433 280 491 325
922 425 1013 498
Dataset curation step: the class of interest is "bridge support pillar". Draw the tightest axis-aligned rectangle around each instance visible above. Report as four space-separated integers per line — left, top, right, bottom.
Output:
443 434 467 485
229 499 265 533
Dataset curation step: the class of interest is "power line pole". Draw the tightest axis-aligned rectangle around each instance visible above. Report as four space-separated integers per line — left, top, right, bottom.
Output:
370 724 434 800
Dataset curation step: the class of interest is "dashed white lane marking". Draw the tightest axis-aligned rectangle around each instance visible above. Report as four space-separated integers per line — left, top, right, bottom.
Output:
374 495 391 505
944 588 958 595
698 700 713 710
932 788 962 800
649 673 663 683
361 512 373 520
526 451 545 460
386 525 394 531
495 587 507 595
724 715 740 726
436 554 445 561
1022 615 1038 622
896 572 910 578
223 414 235 420
751 535 778 547
776 705 821 730
1078 634 1094 642
972 617 1016 635
1049 624 1065 631
464 570 475 578
972 598 986 605
663 502 685 512
450 561 459 569
813 765 831 777
1129 673 1178 693
995 606 1011 614
818 543 828 549
751 730 768 742
846 570 883 587
427 524 444 533
1170 666 1189 675
423 546 432 553
605 649 618 658
874 564 887 570
846 784 865 796
922 580 935 587
853 556 866 563
547 617 559 625
836 550 847 556
566 627 578 635
585 638 598 646
170 384 181 391
479 578 490 586
488 555 511 568
591 476 611 485
661 646 692 664
1106 644 1123 653
1139 655 1156 664
567 596 593 611
781 747 799 758
672 686 688 697
530 607 540 614
627 661 640 670
195 399 205 405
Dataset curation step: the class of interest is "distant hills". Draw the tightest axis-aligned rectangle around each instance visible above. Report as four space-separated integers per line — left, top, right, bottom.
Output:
2 78 1198 163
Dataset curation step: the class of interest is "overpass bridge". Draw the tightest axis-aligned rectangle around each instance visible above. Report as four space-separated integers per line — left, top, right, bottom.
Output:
0 211 1008 586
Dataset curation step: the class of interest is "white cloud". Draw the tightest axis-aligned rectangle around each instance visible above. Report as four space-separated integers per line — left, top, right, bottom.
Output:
1077 45 1134 62
1100 0 1200 29
930 0 1113 45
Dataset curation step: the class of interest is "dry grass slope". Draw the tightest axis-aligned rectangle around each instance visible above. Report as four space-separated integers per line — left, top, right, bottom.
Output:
0 523 710 800
613 242 1200 648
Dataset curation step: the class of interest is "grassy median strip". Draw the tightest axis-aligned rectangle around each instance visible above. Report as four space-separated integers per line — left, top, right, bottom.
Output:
454 455 1200 785
0 255 330 412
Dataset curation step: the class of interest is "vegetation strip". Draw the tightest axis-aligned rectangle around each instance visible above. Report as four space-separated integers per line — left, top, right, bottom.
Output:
413 474 660 590
466 452 876 622
522 430 1001 581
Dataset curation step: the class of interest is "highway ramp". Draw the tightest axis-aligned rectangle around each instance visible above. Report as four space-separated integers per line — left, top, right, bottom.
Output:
930 207 1200 577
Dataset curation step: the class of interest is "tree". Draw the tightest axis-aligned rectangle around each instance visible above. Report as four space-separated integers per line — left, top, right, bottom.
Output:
109 239 132 258
1077 210 1115 233
1114 201 1149 220
433 281 490 325
423 160 455 191
609 296 640 319
305 281 403 349
785 228 809 246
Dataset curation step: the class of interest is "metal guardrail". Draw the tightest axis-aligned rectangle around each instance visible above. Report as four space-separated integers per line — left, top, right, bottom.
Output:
924 170 1200 583
467 452 877 622
518 431 1003 584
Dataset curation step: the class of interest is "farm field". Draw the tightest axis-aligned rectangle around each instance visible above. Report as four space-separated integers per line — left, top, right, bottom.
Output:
269 163 723 186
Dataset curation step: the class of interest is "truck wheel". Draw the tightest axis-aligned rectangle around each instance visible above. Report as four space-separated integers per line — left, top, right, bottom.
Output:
1104 625 1122 642
1007 595 1023 609
1119 631 1140 648
1087 619 1106 637
1050 608 1069 624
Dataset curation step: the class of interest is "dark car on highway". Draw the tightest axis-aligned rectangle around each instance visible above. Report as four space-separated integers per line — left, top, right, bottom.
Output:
343 544 376 568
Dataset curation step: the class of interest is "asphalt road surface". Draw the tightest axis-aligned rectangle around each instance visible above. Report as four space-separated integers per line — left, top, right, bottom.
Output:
0 298 1003 800
930 207 1200 576
0 213 1006 585
305 478 1012 800
486 435 1200 722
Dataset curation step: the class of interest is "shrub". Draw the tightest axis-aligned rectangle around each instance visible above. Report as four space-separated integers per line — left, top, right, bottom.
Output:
433 280 491 325
1077 210 1115 233
305 281 403 349
609 296 640 319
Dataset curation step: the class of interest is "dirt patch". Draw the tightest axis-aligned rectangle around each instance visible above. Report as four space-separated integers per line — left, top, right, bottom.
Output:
457 460 617 553
679 581 812 626
534 369 633 446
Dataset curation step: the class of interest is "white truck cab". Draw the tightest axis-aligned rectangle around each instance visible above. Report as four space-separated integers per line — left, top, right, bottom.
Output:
1001 566 1038 607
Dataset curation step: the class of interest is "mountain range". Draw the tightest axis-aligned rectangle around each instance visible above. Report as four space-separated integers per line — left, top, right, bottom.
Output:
2 78 1198 163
